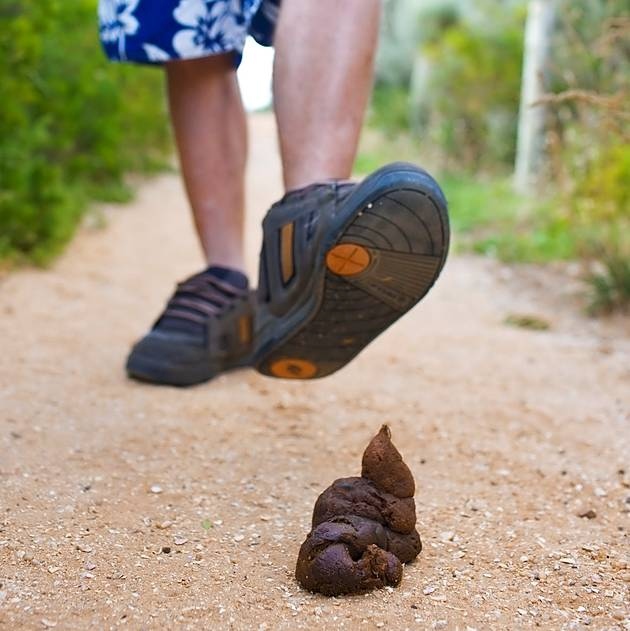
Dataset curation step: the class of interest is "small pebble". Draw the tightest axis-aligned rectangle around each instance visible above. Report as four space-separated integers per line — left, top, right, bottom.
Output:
150 485 163 494
174 536 188 546
155 521 173 530
76 544 93 553
423 586 436 595
24 551 34 562
578 509 597 520
233 534 245 542
41 620 57 628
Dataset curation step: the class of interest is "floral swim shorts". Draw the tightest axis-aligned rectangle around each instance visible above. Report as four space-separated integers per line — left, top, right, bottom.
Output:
98 0 280 65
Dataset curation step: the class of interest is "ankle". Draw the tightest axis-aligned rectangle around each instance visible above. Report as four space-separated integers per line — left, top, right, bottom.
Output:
285 178 354 195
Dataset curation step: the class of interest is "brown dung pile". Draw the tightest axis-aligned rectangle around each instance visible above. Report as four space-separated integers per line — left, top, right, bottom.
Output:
295 425 421 595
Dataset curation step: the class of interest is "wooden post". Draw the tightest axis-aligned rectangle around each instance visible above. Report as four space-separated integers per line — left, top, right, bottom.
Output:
514 0 556 193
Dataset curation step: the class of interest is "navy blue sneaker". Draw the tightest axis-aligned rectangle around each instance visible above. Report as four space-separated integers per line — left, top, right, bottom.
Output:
254 163 450 380
126 266 254 386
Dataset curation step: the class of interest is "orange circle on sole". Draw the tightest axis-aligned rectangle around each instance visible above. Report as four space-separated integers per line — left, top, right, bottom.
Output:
326 244 371 277
270 358 318 379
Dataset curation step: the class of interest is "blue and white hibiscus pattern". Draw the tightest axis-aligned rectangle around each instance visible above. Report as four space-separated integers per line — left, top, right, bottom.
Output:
99 0 140 59
173 0 244 58
98 0 279 65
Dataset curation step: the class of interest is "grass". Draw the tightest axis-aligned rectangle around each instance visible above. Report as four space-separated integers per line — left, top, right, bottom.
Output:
504 314 551 331
439 174 578 262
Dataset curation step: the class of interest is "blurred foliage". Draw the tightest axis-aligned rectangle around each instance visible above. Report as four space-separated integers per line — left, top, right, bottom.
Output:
546 0 629 313
368 0 629 313
368 85 412 138
413 2 525 170
372 0 526 171
586 255 630 316
0 0 171 265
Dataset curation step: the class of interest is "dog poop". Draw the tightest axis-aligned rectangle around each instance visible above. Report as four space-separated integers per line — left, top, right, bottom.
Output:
295 425 422 596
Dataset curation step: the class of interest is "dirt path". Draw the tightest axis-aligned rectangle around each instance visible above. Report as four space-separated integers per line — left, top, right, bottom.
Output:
1 115 629 631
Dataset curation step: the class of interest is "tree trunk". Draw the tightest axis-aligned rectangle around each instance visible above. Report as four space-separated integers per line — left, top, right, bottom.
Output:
514 0 556 193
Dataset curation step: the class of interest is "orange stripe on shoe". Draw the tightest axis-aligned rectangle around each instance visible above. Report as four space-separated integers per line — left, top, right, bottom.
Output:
280 222 295 285
238 314 252 345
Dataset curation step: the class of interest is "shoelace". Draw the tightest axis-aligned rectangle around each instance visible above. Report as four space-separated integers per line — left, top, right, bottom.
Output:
162 273 248 325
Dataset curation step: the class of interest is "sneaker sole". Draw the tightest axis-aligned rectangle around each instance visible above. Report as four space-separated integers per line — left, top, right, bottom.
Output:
255 163 450 380
126 354 251 387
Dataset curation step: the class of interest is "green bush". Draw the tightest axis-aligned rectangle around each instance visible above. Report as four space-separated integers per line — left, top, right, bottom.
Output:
545 1 630 312
370 1 525 171
414 2 525 171
0 0 171 265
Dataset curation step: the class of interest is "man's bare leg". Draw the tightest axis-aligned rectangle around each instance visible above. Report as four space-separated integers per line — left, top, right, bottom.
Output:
125 55 251 386
272 0 381 191
166 54 247 270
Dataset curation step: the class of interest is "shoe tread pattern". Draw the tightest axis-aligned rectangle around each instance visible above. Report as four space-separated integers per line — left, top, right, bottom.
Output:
259 183 448 379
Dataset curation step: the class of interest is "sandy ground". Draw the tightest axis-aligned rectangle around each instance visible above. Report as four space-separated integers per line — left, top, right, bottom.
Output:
1 114 629 631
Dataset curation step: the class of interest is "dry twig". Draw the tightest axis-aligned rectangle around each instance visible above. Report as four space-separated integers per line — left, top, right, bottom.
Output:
533 89 629 119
